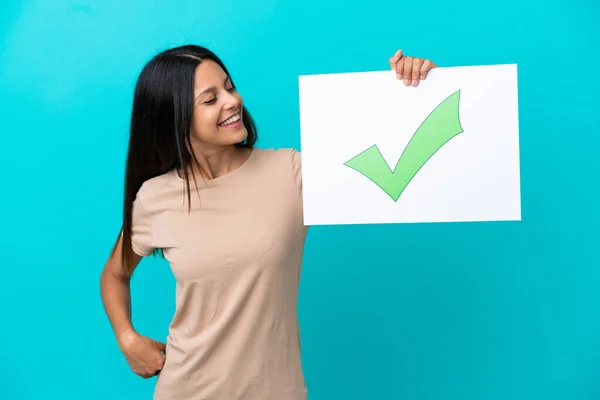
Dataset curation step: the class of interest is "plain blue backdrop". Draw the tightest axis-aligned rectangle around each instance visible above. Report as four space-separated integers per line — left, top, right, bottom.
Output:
1 0 599 399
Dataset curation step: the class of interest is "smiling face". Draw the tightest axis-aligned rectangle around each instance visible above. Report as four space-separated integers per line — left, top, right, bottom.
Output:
190 59 247 150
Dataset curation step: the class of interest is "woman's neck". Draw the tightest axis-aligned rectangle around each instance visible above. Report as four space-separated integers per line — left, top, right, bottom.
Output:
181 145 251 181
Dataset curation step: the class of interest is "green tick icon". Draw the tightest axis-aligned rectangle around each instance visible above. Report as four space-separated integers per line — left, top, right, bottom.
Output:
343 90 463 202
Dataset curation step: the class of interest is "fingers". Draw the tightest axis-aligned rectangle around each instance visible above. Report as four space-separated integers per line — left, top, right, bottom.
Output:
123 337 167 379
126 357 158 379
134 353 165 379
402 57 413 86
420 59 432 80
411 58 424 86
419 59 438 81
389 49 403 72
390 49 405 80
389 49 438 87
393 55 438 86
154 340 166 353
396 58 406 81
149 343 167 373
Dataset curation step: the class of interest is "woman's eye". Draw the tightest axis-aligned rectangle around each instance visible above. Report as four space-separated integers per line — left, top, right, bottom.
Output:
203 87 235 104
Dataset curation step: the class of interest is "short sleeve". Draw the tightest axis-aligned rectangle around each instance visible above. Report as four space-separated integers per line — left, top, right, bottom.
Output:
291 149 303 195
131 195 154 256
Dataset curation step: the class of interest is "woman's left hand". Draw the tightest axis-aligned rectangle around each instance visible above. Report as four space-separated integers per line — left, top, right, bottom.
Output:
389 50 438 87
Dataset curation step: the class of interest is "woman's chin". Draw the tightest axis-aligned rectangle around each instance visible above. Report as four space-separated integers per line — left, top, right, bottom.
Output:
220 127 248 145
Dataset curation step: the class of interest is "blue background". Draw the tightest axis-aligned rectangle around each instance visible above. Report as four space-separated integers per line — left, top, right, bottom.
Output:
1 0 599 399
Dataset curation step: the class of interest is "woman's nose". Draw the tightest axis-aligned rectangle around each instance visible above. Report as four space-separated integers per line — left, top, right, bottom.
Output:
223 91 240 109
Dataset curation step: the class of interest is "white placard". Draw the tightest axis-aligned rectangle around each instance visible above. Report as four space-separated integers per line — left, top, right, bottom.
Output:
298 64 521 225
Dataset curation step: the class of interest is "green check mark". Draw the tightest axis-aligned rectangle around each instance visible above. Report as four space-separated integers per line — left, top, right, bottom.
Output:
344 90 463 201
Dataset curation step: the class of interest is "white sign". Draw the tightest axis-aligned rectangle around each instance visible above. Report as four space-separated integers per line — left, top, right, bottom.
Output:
298 64 521 225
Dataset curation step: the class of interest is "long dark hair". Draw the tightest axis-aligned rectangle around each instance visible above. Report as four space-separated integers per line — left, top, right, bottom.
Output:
113 44 258 276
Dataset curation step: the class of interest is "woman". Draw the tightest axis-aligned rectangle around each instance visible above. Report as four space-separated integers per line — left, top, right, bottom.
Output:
100 45 438 400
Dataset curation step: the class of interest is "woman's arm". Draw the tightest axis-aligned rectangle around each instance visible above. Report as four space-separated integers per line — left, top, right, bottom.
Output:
100 234 166 379
100 234 141 341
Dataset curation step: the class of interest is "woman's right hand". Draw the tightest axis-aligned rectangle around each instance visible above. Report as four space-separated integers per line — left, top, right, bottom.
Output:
118 330 166 378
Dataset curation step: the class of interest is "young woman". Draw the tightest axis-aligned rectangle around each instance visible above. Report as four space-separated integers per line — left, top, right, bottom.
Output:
100 45 438 400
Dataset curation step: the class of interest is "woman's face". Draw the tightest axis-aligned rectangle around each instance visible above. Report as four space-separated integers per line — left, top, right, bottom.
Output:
189 60 247 149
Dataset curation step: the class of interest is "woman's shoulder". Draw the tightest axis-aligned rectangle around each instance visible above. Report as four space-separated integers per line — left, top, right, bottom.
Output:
134 170 177 205
253 147 302 188
255 146 298 154
254 146 301 166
